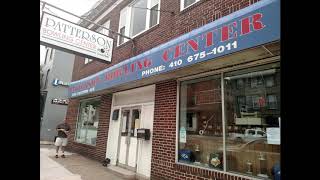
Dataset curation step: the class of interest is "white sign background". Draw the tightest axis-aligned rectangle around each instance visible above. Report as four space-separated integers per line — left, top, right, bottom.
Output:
40 12 113 62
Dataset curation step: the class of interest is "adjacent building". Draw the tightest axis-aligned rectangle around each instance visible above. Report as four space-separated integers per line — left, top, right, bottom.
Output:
40 47 75 142
65 0 280 179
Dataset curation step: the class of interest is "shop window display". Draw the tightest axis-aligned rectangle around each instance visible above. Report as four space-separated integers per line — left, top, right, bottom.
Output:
75 98 100 145
224 64 280 179
178 63 280 179
179 75 223 170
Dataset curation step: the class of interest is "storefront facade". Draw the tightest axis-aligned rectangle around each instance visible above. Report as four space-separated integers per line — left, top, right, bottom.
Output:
66 0 280 179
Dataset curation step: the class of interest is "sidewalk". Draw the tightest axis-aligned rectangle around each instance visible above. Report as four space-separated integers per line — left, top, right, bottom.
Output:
40 145 81 180
40 145 126 180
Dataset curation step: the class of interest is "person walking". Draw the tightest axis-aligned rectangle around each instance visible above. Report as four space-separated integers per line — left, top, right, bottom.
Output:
55 121 71 158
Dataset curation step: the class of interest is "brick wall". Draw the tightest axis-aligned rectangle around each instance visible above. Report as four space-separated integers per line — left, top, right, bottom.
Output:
65 94 112 162
151 80 250 180
71 0 261 81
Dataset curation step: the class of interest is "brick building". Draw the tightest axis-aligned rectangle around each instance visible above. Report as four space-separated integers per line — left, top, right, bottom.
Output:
65 0 280 179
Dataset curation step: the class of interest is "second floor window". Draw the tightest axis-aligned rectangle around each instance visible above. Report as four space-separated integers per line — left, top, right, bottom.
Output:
181 0 200 11
84 58 93 64
118 0 160 45
44 69 50 89
99 20 110 36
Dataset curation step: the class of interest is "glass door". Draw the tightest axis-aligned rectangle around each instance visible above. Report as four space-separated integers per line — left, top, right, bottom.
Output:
118 107 141 171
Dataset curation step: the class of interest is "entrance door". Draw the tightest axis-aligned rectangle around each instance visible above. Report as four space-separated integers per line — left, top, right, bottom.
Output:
118 107 141 171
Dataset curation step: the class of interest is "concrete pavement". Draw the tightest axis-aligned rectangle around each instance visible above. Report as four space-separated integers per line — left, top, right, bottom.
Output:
40 145 126 180
40 146 81 180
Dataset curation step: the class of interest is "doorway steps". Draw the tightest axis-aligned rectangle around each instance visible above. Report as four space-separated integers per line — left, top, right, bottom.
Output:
107 165 136 180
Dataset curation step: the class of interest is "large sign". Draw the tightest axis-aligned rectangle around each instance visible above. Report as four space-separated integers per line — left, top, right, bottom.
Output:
40 12 113 63
68 0 280 98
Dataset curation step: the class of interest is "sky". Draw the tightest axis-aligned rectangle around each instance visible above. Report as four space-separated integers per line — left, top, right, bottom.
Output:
40 0 101 65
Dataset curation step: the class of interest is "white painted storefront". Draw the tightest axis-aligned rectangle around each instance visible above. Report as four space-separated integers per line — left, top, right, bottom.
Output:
106 85 155 178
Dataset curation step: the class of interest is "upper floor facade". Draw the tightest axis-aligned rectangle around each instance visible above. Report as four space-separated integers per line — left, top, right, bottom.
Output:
72 0 261 81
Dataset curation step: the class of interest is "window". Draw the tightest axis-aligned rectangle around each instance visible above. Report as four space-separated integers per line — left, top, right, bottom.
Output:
178 63 280 178
130 109 140 136
179 75 223 170
181 0 200 11
44 69 50 89
237 96 246 112
44 48 49 64
118 0 160 45
224 64 280 178
250 77 263 88
267 95 277 109
186 112 197 131
118 7 128 45
252 95 261 109
75 98 100 145
149 4 159 27
84 58 93 64
266 76 274 87
100 20 110 36
130 0 148 37
247 130 255 135
236 79 244 89
119 27 126 45
49 49 54 61
257 131 265 136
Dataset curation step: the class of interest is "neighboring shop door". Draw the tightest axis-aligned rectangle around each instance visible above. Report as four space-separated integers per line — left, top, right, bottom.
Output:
118 107 141 171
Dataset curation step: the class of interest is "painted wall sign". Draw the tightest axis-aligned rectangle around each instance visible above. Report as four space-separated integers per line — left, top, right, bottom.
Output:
40 12 113 63
68 0 280 98
52 78 70 86
52 98 69 105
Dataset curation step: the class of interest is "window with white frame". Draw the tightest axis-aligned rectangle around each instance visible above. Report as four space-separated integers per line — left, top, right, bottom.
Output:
118 0 160 45
130 0 148 37
49 49 54 61
44 48 54 64
100 20 110 36
44 48 49 64
118 7 128 45
180 0 200 11
84 58 93 64
149 1 159 27
44 69 50 89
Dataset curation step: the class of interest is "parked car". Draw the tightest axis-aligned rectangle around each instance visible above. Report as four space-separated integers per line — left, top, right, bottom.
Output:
229 128 266 143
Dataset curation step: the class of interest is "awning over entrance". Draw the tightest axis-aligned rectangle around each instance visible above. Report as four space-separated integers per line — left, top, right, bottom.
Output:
68 0 280 98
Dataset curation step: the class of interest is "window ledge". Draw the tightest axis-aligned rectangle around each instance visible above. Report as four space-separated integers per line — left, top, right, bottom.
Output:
179 0 206 15
175 162 259 180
